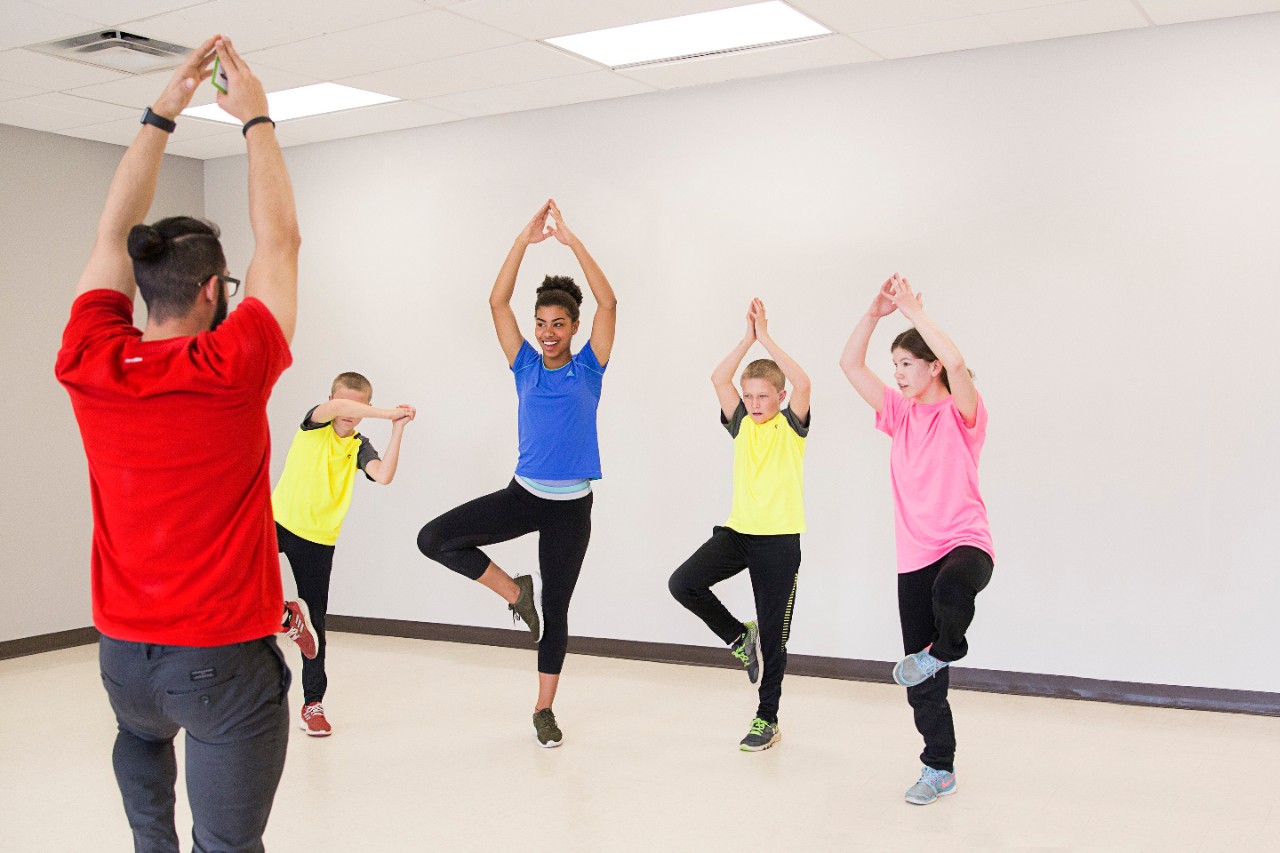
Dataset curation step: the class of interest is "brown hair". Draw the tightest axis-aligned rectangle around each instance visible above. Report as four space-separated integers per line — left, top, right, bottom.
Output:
891 328 974 392
740 359 785 392
535 276 583 323
331 372 373 399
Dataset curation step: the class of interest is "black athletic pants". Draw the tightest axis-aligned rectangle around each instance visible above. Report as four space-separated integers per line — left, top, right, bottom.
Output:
276 522 335 705
897 545 994 773
417 479 593 676
668 526 800 724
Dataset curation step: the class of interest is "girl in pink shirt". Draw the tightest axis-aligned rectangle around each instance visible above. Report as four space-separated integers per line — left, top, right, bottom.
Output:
840 273 994 806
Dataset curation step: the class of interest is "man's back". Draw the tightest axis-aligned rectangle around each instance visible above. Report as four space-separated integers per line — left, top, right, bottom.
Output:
57 289 291 645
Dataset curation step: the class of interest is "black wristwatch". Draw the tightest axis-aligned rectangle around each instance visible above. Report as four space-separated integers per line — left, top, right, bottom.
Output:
140 106 176 134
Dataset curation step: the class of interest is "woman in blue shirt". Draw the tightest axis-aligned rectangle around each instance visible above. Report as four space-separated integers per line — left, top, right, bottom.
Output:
418 199 616 748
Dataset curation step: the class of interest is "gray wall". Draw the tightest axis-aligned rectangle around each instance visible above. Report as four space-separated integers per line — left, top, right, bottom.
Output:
207 14 1280 693
1 123 204 642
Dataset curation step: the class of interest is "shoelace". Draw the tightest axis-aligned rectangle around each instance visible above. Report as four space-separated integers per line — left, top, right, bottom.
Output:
730 645 749 665
919 767 950 789
916 650 946 678
302 703 325 720
748 718 768 736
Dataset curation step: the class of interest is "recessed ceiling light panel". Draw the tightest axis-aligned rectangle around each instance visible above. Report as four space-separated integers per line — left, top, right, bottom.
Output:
544 1 831 69
183 83 399 124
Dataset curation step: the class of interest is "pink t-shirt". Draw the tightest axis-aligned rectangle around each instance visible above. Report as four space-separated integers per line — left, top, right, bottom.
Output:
876 386 994 573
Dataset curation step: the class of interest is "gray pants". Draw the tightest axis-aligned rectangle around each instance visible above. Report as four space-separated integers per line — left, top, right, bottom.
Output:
99 634 291 853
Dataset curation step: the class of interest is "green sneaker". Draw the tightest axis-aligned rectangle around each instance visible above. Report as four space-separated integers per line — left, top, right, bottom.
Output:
729 621 762 684
532 707 562 748
739 717 780 752
509 574 543 641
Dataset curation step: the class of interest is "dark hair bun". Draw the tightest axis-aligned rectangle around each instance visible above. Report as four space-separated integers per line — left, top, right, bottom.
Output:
537 275 582 306
127 224 167 262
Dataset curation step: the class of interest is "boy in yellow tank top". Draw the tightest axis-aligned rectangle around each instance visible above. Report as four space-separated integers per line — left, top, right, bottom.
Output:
275 372 415 736
669 299 811 752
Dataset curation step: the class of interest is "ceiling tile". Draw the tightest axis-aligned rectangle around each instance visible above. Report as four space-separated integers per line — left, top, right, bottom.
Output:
515 69 655 108
0 1 102 51
960 0 1084 12
1134 0 1280 24
851 15 1010 58
0 96 115 130
26 1 210 25
418 82 547 118
0 78 47 101
0 48 130 88
618 35 879 89
118 0 430 55
340 41 601 101
277 99 460 143
21 92 137 121
987 0 1149 41
791 0 976 32
245 9 522 79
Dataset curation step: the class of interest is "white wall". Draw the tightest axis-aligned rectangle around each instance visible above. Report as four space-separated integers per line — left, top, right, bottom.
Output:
2 125 205 642
204 14 1280 693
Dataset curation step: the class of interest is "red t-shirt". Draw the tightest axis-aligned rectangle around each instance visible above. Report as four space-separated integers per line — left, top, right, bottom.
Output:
56 289 292 646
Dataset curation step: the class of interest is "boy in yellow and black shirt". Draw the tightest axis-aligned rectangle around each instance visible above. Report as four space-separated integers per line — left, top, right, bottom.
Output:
669 299 811 752
274 371 415 736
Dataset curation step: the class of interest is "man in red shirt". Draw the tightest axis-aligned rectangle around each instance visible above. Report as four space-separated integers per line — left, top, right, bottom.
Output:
56 36 301 853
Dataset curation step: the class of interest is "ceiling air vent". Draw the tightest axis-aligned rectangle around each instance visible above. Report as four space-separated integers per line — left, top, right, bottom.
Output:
26 30 193 75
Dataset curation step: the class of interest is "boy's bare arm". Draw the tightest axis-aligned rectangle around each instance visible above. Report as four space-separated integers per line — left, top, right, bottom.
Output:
752 299 811 421
711 302 757 420
364 413 411 485
310 400 413 424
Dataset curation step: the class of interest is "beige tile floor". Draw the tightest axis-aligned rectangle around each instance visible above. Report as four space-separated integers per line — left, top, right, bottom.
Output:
1 633 1276 852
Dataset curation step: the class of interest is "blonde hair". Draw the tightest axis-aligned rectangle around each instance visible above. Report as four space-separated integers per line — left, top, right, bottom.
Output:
331 371 372 399
740 359 785 392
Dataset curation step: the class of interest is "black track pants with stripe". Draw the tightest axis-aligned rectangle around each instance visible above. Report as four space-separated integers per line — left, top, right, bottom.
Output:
669 526 800 724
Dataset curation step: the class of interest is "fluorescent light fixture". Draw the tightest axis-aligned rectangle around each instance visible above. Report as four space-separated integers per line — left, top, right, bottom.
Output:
183 82 397 124
544 1 830 68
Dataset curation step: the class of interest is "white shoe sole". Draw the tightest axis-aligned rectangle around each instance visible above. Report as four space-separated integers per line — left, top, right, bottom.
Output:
299 722 332 737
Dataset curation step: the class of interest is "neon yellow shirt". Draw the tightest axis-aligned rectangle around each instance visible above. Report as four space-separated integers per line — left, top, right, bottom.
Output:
722 401 809 535
271 407 379 546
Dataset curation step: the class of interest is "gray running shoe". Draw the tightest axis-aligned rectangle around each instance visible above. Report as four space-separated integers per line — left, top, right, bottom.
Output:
509 574 543 641
739 717 780 752
905 766 956 805
729 621 762 684
532 707 562 748
893 649 948 687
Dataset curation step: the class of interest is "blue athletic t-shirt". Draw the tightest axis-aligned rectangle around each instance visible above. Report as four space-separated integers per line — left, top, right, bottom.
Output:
512 339 606 479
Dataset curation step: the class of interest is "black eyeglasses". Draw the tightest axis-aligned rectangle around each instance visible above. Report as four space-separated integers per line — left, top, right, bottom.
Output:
216 274 241 298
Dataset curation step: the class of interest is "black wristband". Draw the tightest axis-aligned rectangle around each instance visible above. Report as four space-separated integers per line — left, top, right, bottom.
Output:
242 116 275 137
140 106 176 134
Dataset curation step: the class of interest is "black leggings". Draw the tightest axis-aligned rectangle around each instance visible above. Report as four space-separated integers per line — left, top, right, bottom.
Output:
417 479 592 675
668 526 800 724
898 545 994 773
276 522 335 705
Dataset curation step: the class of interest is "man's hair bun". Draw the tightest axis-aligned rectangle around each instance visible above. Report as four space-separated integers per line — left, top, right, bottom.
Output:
127 224 167 262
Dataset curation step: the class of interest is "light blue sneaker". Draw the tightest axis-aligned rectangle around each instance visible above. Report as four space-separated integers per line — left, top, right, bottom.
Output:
905 766 956 805
893 649 948 687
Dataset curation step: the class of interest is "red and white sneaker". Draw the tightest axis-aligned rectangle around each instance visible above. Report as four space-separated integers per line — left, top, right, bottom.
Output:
300 702 332 737
281 599 318 660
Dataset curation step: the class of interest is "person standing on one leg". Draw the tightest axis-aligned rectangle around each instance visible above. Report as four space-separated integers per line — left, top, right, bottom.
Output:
839 273 994 806
669 299 811 752
273 372 415 736
55 37 301 852
417 199 617 748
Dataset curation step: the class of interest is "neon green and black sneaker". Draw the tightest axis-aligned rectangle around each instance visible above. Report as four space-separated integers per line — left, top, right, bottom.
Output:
532 707 563 748
739 717 780 752
729 621 762 684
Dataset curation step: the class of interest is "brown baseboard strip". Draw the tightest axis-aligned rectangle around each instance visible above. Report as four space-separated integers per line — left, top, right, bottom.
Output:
328 615 1280 717
0 627 100 661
